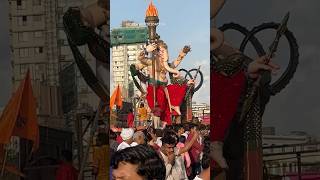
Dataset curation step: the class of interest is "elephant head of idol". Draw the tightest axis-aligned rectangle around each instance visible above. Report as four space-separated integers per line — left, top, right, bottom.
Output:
157 40 180 77
211 0 226 51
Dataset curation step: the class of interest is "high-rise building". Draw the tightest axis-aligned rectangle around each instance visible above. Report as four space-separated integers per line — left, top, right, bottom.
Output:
8 0 99 129
111 21 148 101
191 102 210 118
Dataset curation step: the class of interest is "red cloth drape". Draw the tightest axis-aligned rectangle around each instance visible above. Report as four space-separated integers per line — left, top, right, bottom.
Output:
211 70 246 141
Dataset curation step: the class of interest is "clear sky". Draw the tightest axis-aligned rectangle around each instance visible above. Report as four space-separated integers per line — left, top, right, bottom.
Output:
110 0 210 104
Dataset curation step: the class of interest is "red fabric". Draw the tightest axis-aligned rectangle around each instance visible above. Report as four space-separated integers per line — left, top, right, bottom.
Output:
146 85 171 125
127 112 134 128
167 84 187 106
211 70 246 141
116 135 123 144
56 162 78 180
146 83 187 125
187 132 204 163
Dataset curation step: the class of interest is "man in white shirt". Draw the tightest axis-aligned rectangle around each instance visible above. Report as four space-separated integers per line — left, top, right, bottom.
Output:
159 130 199 180
117 128 134 151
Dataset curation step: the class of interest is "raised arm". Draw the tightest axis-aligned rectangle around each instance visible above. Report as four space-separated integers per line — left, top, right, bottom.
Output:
178 131 199 155
172 45 191 68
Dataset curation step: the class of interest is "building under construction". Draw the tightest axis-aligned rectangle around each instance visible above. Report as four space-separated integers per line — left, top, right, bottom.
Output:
111 21 148 101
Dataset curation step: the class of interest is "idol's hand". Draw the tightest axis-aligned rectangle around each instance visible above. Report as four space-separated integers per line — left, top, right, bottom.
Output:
146 43 157 53
247 55 280 79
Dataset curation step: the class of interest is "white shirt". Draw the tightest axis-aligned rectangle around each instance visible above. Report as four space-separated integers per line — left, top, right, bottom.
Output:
116 141 131 151
159 148 188 180
156 137 162 147
131 142 138 147
193 176 203 180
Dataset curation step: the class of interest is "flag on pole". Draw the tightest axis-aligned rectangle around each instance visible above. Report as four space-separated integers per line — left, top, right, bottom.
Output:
110 85 123 109
0 70 39 152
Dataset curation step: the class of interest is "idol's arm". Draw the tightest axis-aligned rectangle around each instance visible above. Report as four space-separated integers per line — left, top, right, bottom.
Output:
135 51 152 70
172 46 190 68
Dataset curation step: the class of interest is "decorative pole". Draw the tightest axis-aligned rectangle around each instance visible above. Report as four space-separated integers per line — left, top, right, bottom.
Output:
145 1 159 108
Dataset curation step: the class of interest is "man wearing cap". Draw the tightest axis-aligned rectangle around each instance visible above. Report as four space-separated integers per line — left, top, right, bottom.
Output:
117 128 134 151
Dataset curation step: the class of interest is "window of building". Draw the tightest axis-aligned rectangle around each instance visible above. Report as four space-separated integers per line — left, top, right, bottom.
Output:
35 47 43 54
18 32 26 42
17 17 22 26
33 15 42 22
33 0 41 6
29 48 34 57
34 31 43 38
22 16 27 26
17 0 26 10
20 65 26 75
19 48 29 57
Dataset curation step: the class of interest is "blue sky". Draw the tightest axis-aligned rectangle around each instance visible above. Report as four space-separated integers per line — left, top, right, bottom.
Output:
111 0 210 104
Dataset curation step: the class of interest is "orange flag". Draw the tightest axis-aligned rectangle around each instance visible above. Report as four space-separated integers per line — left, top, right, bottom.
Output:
0 70 39 152
110 85 123 109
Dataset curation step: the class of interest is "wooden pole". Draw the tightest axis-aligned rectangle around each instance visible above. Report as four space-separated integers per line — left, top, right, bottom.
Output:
152 54 156 108
1 145 8 177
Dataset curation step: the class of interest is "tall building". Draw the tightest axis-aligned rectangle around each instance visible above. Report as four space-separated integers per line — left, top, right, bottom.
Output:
8 0 99 130
111 21 148 101
191 102 210 118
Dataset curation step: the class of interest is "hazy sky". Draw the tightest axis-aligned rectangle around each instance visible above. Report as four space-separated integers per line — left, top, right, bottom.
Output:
110 0 210 104
217 0 320 136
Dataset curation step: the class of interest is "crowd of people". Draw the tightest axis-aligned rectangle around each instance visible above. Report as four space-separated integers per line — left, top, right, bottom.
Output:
110 123 210 180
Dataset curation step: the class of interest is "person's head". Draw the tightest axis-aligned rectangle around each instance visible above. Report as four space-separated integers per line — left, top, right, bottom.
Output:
201 137 210 170
174 124 185 136
139 103 144 108
189 123 198 133
157 40 168 50
61 150 73 163
97 132 108 146
111 145 166 180
164 125 173 131
160 130 178 156
121 128 134 144
183 123 190 132
155 129 163 138
133 131 146 145
178 135 186 144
